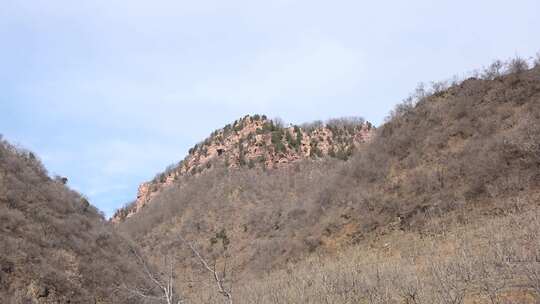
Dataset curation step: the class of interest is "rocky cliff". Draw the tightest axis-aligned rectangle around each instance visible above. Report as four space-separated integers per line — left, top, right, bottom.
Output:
112 115 374 222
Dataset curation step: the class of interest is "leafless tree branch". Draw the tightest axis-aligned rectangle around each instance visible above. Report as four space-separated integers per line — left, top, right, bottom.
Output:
179 236 233 304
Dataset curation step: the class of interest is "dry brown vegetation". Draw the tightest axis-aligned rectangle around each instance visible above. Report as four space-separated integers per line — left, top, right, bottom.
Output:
113 114 373 223
233 200 540 304
120 160 346 274
1 56 539 303
118 60 540 303
0 138 153 303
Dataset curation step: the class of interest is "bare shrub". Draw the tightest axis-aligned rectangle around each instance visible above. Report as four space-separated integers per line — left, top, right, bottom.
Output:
224 206 540 304
0 139 150 303
300 120 324 133
386 97 414 121
123 247 184 304
326 116 365 130
430 80 449 95
482 60 505 80
506 56 529 74
534 52 540 68
272 117 285 129
115 54 540 304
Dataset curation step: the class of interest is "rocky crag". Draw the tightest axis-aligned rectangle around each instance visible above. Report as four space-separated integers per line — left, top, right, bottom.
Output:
112 115 374 222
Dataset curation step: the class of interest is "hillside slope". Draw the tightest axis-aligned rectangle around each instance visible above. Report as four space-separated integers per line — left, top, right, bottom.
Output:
117 62 540 303
0 139 149 303
235 80 540 300
113 115 373 222
339 63 540 231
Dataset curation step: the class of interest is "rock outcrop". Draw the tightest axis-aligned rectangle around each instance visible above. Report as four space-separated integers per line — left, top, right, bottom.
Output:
112 115 374 222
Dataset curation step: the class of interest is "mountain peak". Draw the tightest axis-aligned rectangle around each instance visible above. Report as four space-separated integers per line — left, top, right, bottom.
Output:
112 114 374 222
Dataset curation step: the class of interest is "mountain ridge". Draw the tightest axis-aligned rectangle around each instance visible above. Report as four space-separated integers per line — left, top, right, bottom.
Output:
112 114 374 222
2 56 539 304
0 136 149 303
114 62 540 303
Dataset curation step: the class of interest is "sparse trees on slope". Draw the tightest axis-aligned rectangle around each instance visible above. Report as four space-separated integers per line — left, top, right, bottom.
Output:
123 245 185 304
125 236 234 304
184 239 233 304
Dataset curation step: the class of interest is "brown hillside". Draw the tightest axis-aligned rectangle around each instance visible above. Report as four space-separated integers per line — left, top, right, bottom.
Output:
112 115 374 222
0 138 151 303
1 57 538 304
117 61 540 303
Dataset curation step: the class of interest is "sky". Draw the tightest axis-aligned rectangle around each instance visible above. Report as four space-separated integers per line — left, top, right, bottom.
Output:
1 0 539 217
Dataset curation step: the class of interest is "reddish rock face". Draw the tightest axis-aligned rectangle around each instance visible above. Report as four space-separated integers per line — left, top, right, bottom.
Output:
112 115 375 222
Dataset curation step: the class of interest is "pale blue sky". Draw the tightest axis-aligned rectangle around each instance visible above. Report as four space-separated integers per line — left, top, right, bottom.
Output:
1 0 539 217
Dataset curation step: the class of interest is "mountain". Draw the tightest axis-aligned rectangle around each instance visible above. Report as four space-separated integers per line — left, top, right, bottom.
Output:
116 60 540 303
0 138 150 303
2 56 539 304
112 115 374 222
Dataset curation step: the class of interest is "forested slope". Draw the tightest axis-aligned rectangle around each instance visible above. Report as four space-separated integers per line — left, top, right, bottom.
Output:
118 60 540 303
0 139 148 303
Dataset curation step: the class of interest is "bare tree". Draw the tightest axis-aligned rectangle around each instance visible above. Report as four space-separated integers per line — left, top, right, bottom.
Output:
475 256 510 304
181 237 234 304
122 236 235 304
123 245 185 304
362 265 395 304
522 260 540 297
506 56 529 74
272 117 285 129
482 60 504 80
326 117 365 130
428 250 474 304
300 120 324 133
396 269 427 304
430 80 449 95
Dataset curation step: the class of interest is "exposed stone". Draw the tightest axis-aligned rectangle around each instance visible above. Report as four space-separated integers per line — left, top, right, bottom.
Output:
112 115 375 222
